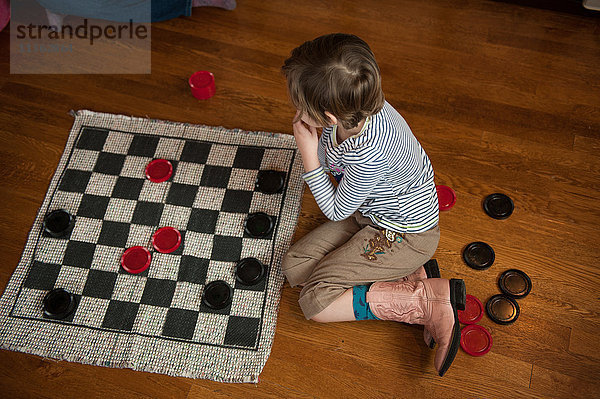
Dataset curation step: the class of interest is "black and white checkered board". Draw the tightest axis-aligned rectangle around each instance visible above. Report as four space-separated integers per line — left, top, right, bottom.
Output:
0 110 304 383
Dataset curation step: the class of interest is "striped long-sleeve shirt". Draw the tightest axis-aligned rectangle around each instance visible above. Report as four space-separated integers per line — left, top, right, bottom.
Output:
302 101 439 234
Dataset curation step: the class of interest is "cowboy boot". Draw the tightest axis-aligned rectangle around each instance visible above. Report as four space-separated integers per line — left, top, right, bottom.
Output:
399 259 441 348
366 278 466 377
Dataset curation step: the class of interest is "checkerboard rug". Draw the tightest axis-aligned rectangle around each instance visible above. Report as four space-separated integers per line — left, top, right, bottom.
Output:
0 110 304 383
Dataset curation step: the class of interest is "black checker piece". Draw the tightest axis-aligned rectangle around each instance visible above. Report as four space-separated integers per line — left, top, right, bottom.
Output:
43 288 78 320
202 280 233 310
43 209 75 238
256 170 285 194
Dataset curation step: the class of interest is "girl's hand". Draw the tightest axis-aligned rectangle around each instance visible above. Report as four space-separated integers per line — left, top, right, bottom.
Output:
293 111 321 172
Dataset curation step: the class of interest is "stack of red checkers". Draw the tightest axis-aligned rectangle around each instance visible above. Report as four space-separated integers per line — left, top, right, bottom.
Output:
458 294 492 357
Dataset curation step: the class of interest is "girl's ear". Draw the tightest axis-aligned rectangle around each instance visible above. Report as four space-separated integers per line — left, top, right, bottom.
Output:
324 112 338 126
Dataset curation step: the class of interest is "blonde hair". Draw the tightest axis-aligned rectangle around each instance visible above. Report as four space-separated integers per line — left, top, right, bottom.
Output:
282 33 385 130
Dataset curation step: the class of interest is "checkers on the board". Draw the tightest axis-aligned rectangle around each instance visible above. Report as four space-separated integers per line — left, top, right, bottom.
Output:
145 158 173 183
483 193 514 220
0 111 305 383
43 209 75 238
202 280 233 310
463 242 495 270
120 246 152 274
152 226 181 254
245 212 275 238
43 288 76 320
256 170 286 194
235 257 266 286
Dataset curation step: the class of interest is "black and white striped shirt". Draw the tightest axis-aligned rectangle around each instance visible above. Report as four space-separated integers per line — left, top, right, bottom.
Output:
303 101 439 234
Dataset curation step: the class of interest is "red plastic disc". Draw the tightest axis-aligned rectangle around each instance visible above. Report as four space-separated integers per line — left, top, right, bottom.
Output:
460 324 493 356
152 227 181 253
436 185 457 211
121 246 151 274
458 294 484 324
189 71 216 100
145 159 173 183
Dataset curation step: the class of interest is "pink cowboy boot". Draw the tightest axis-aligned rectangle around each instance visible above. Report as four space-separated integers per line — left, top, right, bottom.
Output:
366 278 466 377
400 259 440 348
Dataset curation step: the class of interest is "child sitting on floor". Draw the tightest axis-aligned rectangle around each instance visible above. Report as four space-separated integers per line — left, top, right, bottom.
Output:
281 33 465 377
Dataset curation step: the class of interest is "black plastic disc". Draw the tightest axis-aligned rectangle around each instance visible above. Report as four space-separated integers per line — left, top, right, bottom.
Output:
245 212 274 238
483 193 514 220
463 242 495 270
256 170 285 194
486 294 520 325
236 257 266 286
498 269 532 299
43 209 75 238
202 280 233 310
43 288 76 320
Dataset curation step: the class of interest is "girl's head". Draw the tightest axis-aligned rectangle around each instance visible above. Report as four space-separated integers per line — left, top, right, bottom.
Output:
282 33 385 130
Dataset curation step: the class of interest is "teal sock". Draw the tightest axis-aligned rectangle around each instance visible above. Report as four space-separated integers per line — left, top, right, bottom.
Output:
352 285 379 320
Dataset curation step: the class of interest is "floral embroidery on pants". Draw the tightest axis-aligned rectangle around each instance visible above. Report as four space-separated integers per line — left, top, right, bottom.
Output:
361 229 404 261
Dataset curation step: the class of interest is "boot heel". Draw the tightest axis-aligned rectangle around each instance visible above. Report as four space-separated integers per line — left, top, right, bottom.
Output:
450 279 466 311
423 259 441 279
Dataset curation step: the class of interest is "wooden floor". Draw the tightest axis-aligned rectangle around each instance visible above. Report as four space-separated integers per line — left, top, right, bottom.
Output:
1 0 599 397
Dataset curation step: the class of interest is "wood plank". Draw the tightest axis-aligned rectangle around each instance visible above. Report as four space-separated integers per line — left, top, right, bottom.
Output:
530 364 600 399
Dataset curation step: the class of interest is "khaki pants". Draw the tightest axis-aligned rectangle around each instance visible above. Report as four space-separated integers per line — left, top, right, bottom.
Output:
282 212 440 319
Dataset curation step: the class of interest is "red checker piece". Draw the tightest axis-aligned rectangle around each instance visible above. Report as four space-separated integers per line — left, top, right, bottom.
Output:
460 324 493 357
152 227 181 254
458 294 484 325
189 71 216 100
145 159 173 183
436 185 456 211
121 246 151 274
